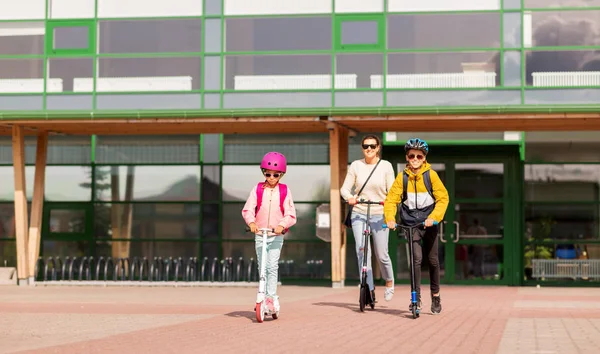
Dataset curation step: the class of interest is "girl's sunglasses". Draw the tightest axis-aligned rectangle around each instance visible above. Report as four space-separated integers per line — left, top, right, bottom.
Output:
264 173 281 178
362 144 378 150
408 154 425 160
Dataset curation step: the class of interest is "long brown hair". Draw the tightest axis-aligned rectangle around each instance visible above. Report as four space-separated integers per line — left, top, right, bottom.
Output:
361 134 382 157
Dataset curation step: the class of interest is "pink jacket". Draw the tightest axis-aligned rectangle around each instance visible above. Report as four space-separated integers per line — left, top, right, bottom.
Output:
242 183 297 234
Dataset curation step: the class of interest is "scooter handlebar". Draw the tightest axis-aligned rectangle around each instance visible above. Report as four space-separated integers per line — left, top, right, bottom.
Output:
382 221 439 229
347 199 384 205
245 227 287 235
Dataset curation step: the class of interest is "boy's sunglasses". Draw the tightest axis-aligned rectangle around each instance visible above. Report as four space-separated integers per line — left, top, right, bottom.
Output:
362 144 378 150
407 154 425 160
264 173 281 178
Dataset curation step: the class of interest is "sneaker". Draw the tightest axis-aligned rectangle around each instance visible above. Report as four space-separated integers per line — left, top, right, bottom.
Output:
408 296 422 312
384 287 395 301
265 297 275 313
273 296 280 312
431 295 442 314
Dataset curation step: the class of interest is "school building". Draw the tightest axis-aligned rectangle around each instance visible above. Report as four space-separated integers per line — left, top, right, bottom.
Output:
0 0 598 288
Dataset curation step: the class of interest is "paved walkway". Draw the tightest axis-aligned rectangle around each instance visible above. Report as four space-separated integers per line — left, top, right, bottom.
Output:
1 284 600 353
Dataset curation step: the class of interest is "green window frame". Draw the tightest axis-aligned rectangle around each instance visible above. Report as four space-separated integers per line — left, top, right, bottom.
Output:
45 20 96 56
334 14 385 52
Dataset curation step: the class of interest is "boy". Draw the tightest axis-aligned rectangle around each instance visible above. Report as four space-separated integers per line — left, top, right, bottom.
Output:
384 138 449 314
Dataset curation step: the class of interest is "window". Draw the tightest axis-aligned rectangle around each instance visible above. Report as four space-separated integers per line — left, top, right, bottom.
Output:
46 20 95 56
335 15 384 51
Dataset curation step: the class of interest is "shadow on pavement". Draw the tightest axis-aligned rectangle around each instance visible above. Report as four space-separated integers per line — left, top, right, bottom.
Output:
224 311 256 323
312 301 413 317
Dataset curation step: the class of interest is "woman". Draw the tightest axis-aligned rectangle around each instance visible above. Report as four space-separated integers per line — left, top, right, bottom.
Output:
341 135 396 302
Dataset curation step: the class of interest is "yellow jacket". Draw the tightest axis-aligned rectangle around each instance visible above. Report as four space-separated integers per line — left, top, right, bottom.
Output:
384 162 449 224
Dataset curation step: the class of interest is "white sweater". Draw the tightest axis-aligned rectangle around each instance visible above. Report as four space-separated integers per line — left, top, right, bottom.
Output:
341 158 396 216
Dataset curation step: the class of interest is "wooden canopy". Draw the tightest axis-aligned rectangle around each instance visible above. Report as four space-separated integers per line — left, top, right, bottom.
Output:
1 112 600 136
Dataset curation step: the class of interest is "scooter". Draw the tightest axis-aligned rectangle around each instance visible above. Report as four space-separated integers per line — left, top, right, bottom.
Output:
383 221 438 319
352 200 385 312
246 227 286 323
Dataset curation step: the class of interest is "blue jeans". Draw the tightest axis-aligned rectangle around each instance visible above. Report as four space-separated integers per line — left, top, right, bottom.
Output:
255 235 284 297
351 212 394 291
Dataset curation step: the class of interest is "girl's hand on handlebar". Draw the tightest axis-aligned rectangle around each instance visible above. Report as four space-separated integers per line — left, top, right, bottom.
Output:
347 196 357 206
385 221 397 230
248 222 258 233
424 218 435 227
274 225 285 235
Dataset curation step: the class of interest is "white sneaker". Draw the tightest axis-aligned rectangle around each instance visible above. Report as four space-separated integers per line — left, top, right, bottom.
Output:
273 296 280 312
384 287 395 301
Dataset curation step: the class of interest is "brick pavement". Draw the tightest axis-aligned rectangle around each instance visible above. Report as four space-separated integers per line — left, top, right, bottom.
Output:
0 285 599 354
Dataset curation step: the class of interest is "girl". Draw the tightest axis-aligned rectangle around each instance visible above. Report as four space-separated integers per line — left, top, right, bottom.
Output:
242 151 297 314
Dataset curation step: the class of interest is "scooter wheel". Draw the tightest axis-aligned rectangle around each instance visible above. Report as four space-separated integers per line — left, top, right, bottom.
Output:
256 302 264 323
272 311 279 320
359 286 366 312
412 306 418 319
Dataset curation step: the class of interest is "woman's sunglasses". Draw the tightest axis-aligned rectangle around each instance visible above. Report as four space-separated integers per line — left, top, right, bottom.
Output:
407 154 425 160
362 144 378 150
264 173 281 178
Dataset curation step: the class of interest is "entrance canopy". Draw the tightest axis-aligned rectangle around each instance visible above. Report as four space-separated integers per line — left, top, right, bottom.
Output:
1 112 599 136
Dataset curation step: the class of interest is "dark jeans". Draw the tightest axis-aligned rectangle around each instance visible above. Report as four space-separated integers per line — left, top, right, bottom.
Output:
409 226 440 297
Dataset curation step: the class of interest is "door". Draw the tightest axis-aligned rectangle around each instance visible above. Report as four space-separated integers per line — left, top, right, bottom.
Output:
41 203 94 259
388 145 521 286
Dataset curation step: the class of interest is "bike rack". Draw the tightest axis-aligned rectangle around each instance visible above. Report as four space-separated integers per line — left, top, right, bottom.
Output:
200 257 209 281
32 255 319 284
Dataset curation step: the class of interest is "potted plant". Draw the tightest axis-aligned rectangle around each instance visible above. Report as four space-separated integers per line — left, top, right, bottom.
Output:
524 217 554 280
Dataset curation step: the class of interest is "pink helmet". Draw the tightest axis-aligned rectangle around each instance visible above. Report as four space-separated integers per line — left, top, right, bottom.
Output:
260 152 287 173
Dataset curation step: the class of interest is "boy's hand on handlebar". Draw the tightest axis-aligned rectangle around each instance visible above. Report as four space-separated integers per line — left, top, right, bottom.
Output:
424 218 436 227
248 222 258 233
386 221 397 230
274 225 285 235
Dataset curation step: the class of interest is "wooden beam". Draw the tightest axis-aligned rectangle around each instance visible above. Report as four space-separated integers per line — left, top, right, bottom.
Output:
27 132 48 282
12 126 29 285
329 124 349 287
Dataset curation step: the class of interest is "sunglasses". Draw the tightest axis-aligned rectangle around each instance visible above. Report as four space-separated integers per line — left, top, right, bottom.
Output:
362 144 378 150
407 154 425 160
264 173 281 178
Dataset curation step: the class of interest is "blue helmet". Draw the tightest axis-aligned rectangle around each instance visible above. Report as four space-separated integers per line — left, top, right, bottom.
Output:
404 138 429 155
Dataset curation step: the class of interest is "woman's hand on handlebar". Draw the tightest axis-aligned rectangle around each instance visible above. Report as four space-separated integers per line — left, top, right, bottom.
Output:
347 195 358 206
248 222 258 233
385 221 397 230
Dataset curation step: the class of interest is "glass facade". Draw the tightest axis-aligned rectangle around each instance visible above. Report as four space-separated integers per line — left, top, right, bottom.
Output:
1 1 600 286
0 1 600 114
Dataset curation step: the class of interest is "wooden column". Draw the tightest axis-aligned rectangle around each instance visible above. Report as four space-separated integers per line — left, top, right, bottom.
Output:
329 124 348 288
12 126 29 285
27 132 48 283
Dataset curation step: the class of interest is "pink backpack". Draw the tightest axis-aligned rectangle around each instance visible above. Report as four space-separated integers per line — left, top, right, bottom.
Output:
255 182 288 215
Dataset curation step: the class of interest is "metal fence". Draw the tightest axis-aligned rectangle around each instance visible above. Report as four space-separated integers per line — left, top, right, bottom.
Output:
532 259 600 280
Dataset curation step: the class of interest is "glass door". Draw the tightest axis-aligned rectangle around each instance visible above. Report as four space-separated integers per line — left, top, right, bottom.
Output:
41 203 94 259
389 145 521 286
437 160 507 285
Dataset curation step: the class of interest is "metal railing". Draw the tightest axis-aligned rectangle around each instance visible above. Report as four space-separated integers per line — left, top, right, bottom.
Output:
532 71 600 87
32 256 326 283
532 259 600 280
